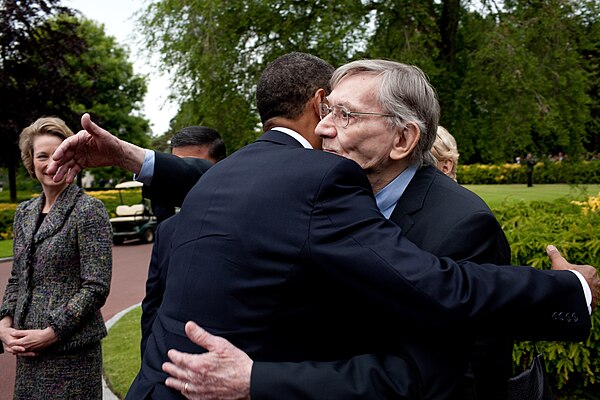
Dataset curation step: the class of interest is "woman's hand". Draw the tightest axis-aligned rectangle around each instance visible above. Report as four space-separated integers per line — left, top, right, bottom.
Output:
0 316 31 355
10 326 59 355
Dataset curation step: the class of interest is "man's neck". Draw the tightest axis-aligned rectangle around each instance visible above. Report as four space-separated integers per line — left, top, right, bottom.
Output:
264 115 320 149
368 161 410 194
373 164 419 219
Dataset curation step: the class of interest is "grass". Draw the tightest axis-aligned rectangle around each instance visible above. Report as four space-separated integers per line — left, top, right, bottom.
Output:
463 183 600 209
102 306 142 399
0 239 12 258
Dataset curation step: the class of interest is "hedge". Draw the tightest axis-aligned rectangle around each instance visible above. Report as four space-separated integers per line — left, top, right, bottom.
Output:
495 194 600 398
0 189 144 241
458 160 600 185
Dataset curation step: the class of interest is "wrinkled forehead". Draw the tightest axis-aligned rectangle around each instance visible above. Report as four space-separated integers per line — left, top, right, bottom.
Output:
328 72 382 108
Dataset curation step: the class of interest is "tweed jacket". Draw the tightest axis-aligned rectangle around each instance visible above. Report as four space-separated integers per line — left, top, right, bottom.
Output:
0 184 112 354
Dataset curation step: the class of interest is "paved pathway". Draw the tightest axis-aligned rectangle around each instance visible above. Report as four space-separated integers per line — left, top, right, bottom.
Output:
0 242 152 400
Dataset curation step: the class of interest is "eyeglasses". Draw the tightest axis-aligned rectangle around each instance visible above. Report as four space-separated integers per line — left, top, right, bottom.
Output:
318 102 395 128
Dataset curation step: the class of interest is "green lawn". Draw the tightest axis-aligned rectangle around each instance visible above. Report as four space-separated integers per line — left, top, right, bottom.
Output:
0 239 12 258
464 183 600 209
102 306 142 399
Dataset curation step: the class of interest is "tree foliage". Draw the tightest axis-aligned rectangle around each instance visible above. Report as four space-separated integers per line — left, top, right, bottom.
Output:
0 0 79 201
0 0 150 200
139 0 599 165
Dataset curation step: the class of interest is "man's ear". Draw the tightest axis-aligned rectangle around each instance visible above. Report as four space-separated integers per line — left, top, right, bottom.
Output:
390 122 420 161
311 88 327 117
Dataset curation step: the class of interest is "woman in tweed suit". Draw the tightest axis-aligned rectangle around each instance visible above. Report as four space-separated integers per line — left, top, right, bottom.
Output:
0 117 112 399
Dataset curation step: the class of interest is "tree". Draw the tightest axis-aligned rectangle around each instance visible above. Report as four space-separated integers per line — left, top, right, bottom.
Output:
576 0 600 156
451 0 592 163
138 0 372 151
139 0 599 163
0 1 150 200
0 0 80 202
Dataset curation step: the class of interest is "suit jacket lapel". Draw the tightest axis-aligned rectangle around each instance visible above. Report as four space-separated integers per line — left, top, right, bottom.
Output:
20 196 43 248
34 184 82 244
389 166 437 234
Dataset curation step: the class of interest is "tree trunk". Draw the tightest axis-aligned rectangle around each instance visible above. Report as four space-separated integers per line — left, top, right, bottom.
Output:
8 160 17 203
439 0 460 66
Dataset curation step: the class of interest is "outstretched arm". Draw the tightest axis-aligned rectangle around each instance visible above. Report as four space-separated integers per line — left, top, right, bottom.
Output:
48 113 146 183
162 246 597 400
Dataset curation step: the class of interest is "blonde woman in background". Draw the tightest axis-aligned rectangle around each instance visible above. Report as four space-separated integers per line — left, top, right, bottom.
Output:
0 117 112 399
432 126 459 181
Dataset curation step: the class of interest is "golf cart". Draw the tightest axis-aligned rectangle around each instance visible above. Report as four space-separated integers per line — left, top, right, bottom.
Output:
109 181 157 245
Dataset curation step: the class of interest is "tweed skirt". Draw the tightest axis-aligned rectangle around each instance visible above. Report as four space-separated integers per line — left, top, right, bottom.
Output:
13 342 102 400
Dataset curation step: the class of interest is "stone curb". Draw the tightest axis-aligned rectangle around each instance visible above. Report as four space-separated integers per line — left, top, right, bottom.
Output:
103 303 141 400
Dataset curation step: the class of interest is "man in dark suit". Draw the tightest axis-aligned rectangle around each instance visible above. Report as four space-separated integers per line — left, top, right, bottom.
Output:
143 126 225 223
158 59 513 400
48 54 597 400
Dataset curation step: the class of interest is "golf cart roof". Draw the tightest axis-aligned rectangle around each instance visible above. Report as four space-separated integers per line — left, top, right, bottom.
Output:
114 181 144 189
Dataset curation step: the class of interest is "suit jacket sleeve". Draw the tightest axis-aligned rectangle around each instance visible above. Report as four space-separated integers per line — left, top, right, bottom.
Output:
251 355 422 400
307 160 589 337
0 205 25 321
0 205 26 354
145 152 212 208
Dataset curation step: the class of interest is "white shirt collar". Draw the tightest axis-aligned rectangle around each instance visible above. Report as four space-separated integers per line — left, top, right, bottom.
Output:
271 127 313 149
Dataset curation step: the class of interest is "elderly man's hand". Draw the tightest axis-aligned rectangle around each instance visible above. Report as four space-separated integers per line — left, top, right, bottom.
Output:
548 245 599 310
163 321 252 400
47 113 146 183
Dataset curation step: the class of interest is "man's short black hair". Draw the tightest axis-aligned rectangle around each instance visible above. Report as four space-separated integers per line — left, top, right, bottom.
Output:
257 52 334 125
170 126 226 161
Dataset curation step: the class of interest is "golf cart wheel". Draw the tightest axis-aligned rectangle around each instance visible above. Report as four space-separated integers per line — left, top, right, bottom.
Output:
113 237 124 245
141 227 155 243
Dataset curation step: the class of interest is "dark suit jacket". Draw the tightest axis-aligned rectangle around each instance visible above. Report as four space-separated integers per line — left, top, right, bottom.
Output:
142 152 212 221
252 165 512 400
125 130 590 400
140 214 178 357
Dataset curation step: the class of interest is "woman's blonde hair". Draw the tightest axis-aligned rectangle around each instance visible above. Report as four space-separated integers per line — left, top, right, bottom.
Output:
19 117 74 178
431 126 459 180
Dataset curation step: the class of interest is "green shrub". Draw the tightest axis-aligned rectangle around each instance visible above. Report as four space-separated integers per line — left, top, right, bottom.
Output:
459 160 600 185
493 196 600 398
0 204 17 240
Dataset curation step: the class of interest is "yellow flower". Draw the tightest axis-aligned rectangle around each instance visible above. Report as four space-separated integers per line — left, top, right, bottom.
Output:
571 192 600 214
